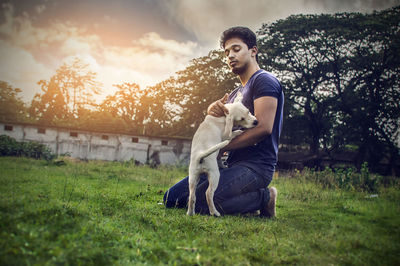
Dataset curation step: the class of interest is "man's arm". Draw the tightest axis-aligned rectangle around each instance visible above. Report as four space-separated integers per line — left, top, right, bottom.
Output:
221 96 277 152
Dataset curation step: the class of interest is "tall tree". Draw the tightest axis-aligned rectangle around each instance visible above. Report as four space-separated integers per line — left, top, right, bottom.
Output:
0 81 28 122
257 6 400 172
258 13 350 158
174 50 239 134
30 77 69 125
144 50 239 137
99 82 149 134
338 7 400 173
30 58 101 125
57 58 101 115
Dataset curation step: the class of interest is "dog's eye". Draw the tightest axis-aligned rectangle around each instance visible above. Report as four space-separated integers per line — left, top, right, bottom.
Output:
241 118 245 121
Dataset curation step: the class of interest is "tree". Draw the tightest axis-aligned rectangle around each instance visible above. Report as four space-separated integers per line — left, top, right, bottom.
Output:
0 81 28 122
337 7 400 173
99 82 149 134
30 77 70 125
174 50 239 135
258 13 352 159
257 6 400 172
56 58 101 115
141 77 182 136
30 58 101 125
144 50 239 137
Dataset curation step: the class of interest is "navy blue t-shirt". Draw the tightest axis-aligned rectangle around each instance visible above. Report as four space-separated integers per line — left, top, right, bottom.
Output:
226 69 284 177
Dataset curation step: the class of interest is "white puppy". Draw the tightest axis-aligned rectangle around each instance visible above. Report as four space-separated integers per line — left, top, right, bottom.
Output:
187 92 258 216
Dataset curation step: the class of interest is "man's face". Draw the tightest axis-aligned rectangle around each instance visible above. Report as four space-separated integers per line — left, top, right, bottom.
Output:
224 37 254 75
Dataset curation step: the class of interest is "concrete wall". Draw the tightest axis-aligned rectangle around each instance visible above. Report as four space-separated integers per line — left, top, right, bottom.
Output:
0 122 191 165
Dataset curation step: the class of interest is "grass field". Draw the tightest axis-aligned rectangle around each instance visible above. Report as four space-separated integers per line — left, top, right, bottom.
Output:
0 156 399 265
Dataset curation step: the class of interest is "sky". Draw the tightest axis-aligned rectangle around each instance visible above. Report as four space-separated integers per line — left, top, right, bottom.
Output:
0 0 399 103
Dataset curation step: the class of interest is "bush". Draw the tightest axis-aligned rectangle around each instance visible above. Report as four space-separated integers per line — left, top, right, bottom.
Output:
0 135 56 161
294 163 398 193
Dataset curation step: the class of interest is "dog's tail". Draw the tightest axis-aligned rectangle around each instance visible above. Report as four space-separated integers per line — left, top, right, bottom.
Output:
197 140 230 163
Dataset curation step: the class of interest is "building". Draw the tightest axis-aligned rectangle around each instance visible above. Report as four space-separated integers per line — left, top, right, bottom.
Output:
0 121 191 166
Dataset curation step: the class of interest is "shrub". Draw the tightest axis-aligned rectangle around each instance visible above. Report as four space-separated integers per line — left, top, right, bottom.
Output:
294 163 397 193
0 135 56 161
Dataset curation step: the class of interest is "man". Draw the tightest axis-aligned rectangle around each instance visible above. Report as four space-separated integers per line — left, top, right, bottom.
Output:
164 26 284 217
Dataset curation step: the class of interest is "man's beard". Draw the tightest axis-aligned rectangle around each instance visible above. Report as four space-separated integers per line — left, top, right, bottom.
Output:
231 63 247 75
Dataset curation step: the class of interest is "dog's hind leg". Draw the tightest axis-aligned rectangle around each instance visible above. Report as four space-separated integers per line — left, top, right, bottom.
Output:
187 169 199 216
206 167 221 217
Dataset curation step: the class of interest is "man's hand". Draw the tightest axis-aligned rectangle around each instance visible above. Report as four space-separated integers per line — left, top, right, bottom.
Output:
207 93 229 117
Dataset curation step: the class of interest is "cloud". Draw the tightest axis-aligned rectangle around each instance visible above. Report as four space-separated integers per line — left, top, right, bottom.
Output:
0 40 54 101
161 0 400 46
35 4 46 14
0 3 206 103
134 32 198 56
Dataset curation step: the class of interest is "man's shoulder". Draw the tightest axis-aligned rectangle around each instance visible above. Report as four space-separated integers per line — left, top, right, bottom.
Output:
251 70 282 99
254 70 280 85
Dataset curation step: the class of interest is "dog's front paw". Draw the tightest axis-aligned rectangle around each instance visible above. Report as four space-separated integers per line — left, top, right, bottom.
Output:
231 130 244 138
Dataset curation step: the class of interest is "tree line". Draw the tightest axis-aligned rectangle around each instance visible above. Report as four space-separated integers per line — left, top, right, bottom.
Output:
1 6 399 174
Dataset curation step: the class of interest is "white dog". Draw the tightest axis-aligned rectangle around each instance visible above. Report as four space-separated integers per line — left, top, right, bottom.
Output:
187 92 258 216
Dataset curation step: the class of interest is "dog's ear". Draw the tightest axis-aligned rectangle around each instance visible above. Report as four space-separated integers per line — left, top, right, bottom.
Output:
234 92 243 103
223 113 234 139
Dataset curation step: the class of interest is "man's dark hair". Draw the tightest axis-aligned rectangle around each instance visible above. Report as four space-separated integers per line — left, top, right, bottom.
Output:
219 26 258 50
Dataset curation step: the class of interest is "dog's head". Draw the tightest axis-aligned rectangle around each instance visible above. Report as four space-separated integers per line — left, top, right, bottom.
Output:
224 92 258 138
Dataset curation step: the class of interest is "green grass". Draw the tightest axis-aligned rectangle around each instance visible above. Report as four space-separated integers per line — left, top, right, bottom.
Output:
0 157 399 265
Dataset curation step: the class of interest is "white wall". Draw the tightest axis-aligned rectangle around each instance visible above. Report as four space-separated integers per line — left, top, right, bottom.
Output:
0 122 191 165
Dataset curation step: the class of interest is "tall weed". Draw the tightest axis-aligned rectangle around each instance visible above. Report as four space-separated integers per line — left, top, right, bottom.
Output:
293 163 398 193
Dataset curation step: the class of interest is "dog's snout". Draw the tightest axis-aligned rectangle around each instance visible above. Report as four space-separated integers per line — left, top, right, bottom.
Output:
253 120 258 126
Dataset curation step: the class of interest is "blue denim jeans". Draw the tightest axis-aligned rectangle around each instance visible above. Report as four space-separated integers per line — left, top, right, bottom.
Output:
163 165 273 215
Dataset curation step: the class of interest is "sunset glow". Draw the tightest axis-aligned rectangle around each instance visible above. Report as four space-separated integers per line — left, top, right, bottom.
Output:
0 0 397 103
0 3 207 103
